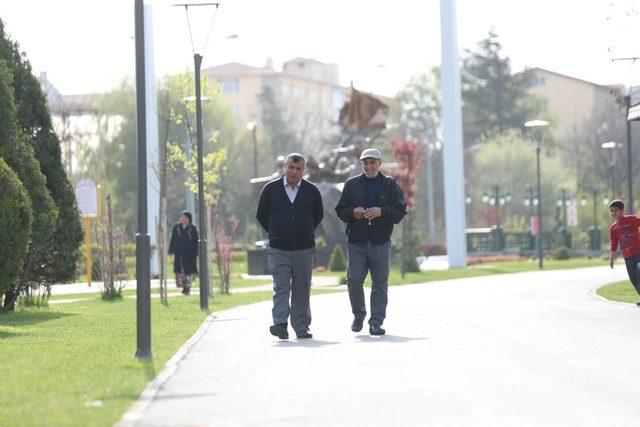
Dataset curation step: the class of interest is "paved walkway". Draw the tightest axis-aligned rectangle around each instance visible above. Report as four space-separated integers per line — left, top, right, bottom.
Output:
119 266 640 427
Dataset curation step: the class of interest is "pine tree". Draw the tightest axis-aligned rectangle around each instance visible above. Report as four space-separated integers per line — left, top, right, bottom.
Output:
0 59 57 286
462 30 544 145
0 157 32 301
258 85 298 156
0 18 82 283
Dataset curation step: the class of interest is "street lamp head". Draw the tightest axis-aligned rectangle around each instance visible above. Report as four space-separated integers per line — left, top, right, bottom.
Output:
246 120 257 131
226 34 239 39
601 141 618 149
183 96 210 102
505 192 512 202
524 120 550 128
482 193 489 203
581 196 587 206
489 197 496 206
524 198 530 207
533 198 539 206
465 195 472 204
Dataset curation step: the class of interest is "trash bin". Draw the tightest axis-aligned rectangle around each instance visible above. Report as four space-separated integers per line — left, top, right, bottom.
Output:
247 243 269 275
588 226 601 251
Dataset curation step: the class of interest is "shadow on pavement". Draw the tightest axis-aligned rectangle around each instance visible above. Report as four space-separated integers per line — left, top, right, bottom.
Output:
355 335 428 343
271 339 340 348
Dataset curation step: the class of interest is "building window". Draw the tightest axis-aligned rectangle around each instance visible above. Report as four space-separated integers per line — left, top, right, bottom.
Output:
281 84 290 96
220 79 239 94
533 76 546 86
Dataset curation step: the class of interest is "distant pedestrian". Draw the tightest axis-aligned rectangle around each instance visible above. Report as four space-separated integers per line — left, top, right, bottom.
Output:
256 153 324 339
608 199 640 305
335 148 407 335
168 211 198 296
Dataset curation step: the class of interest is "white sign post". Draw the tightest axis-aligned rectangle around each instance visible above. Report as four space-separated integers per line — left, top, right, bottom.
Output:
75 178 100 286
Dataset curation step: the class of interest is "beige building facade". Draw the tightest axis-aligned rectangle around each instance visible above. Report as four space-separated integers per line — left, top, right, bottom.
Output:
528 67 624 139
203 57 346 154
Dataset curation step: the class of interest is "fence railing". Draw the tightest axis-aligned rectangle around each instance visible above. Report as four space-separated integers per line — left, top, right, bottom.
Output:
466 226 602 254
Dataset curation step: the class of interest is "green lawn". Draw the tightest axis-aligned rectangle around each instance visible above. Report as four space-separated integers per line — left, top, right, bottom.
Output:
0 292 273 427
2 256 612 426
597 280 640 304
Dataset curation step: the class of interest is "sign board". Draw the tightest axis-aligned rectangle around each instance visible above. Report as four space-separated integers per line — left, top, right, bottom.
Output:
75 178 98 217
531 216 539 237
567 199 578 228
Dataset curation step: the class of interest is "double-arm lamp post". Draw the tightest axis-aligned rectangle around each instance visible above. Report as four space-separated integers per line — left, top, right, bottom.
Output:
524 119 550 269
174 2 221 310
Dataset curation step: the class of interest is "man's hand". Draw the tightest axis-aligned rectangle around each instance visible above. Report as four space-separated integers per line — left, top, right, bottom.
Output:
353 207 366 220
364 207 382 220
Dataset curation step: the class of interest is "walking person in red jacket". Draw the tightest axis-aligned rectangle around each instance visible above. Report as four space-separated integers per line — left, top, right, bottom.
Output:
608 199 640 305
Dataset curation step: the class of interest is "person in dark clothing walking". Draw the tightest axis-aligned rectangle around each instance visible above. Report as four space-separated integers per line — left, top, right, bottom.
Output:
335 148 407 335
168 211 198 295
256 153 324 339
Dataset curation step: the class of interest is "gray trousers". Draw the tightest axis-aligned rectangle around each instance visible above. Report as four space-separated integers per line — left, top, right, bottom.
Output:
347 241 391 327
268 247 314 333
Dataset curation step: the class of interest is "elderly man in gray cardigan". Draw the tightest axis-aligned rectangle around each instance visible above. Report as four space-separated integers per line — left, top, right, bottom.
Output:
256 153 324 340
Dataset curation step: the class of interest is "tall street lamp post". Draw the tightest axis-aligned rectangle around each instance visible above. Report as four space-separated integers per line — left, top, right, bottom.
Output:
481 184 510 251
525 119 550 269
247 120 258 178
175 2 221 310
134 0 151 359
193 52 209 309
625 95 633 213
601 141 622 201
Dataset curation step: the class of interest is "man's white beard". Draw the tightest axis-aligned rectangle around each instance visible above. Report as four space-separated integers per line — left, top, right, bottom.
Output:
364 171 379 179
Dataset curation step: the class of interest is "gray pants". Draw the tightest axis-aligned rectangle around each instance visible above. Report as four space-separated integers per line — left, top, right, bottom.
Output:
268 247 314 333
347 241 391 327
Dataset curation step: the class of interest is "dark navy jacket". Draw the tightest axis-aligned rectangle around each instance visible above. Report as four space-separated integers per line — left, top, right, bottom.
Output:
335 172 407 244
256 176 324 251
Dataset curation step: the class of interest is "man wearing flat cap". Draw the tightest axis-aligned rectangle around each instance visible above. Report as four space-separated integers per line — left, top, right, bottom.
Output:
335 148 407 335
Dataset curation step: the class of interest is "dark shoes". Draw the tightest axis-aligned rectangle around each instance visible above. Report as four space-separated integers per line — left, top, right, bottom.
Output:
351 318 364 332
270 324 289 340
296 330 313 339
369 324 386 336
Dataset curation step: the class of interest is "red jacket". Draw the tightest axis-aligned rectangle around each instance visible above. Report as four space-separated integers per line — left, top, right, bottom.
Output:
609 215 640 259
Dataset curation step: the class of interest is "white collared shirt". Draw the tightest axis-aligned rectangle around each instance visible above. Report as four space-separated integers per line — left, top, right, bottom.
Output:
283 175 301 203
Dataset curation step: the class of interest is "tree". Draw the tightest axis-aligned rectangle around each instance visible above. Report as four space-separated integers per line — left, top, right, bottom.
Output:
390 139 424 277
462 30 545 145
469 130 574 230
394 68 444 245
0 59 57 291
0 18 82 284
0 157 32 309
258 85 298 158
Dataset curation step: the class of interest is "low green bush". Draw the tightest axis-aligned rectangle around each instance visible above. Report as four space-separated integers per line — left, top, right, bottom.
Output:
552 246 571 260
329 245 347 272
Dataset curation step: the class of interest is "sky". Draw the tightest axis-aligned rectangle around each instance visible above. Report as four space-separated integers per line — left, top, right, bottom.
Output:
1 0 639 97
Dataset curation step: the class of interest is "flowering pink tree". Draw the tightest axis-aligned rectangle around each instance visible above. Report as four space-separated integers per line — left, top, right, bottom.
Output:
390 139 425 277
212 210 239 294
